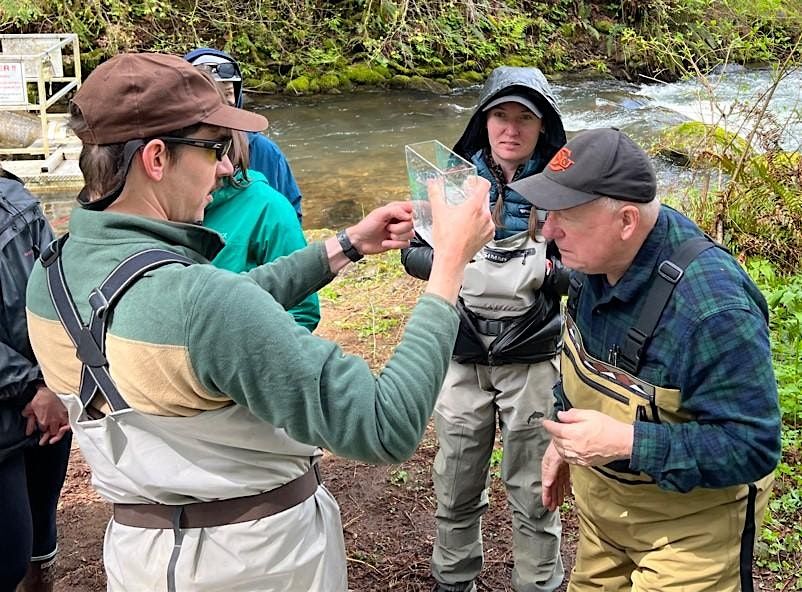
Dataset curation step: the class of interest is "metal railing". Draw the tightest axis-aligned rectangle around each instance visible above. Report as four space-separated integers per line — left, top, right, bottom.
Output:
0 33 81 159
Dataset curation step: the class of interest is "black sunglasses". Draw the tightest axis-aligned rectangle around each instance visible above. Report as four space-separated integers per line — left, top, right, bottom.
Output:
195 62 239 80
157 136 233 161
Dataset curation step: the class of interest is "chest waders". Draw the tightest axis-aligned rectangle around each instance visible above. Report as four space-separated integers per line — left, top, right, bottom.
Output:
432 232 564 592
40 236 323 592
454 230 563 366
562 237 773 592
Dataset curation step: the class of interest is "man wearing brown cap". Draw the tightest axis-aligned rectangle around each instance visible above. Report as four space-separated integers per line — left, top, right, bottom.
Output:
24 53 494 591
509 128 780 591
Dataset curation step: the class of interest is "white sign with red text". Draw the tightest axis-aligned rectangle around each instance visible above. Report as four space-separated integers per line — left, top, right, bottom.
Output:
0 62 26 106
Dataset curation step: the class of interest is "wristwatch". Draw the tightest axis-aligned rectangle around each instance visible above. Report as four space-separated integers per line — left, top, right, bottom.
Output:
336 229 364 262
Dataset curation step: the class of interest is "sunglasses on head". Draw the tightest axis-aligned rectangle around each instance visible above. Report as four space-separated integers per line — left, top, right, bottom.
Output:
195 62 239 80
157 136 233 161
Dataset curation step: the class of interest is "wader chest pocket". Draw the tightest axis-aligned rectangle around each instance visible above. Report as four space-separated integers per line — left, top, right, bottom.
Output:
563 343 661 426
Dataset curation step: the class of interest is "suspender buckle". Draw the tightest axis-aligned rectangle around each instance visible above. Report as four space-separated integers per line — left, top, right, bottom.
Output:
625 328 647 350
39 238 62 267
658 260 683 283
88 288 110 318
619 327 648 373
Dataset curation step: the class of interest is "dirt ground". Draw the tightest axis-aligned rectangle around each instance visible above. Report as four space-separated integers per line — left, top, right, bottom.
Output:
50 250 783 591
52 436 782 592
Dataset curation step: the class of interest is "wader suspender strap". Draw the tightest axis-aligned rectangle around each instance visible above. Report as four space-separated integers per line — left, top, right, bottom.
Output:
566 272 585 320
617 236 715 374
40 235 193 413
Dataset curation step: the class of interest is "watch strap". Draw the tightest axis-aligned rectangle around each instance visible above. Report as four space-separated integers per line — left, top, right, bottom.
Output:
336 229 364 262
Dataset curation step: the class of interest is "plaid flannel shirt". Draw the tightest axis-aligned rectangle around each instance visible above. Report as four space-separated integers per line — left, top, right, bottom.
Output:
559 205 781 492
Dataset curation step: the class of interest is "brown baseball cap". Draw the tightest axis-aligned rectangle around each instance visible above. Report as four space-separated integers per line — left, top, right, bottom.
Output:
71 53 266 145
509 128 656 210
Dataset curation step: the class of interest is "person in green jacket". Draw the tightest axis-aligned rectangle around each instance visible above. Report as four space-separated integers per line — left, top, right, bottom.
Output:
206 131 320 331
25 53 495 592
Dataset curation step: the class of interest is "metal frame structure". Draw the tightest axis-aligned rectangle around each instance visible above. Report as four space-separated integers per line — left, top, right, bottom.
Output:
0 33 81 159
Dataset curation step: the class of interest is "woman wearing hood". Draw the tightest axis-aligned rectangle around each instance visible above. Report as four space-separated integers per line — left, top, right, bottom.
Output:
401 67 568 592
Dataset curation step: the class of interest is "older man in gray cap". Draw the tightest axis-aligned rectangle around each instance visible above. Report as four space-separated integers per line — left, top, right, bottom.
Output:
509 128 780 591
25 53 494 591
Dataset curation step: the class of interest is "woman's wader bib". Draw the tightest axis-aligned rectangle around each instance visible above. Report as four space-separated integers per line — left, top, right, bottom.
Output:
461 230 548 318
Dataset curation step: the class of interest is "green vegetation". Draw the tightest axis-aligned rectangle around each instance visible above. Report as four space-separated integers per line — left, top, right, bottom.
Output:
747 262 802 587
490 445 503 479
652 43 801 271
389 467 410 485
1 0 800 93
657 121 801 270
612 0 802 79
655 121 750 168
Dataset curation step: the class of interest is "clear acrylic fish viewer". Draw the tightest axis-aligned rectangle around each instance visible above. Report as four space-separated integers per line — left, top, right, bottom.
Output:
404 140 477 245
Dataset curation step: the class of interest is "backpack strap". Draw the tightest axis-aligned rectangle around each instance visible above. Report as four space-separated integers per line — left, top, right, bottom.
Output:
617 236 716 374
41 236 193 413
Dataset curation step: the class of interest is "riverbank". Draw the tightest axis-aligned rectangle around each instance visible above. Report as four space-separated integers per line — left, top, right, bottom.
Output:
3 0 800 95
31 62 802 272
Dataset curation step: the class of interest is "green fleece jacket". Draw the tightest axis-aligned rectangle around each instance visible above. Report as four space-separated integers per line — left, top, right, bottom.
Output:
26 209 459 463
206 170 320 331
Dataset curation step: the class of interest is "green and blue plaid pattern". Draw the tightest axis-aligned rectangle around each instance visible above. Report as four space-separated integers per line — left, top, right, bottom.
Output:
559 206 781 493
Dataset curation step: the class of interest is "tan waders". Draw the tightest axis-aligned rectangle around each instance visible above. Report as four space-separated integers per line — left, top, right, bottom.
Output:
431 356 564 592
561 314 773 592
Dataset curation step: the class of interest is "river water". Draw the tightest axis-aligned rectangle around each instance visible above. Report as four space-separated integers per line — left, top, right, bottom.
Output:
38 67 802 230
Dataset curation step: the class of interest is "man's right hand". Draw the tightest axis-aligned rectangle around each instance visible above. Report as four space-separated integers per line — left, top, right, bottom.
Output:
22 384 71 445
425 176 494 303
542 441 571 512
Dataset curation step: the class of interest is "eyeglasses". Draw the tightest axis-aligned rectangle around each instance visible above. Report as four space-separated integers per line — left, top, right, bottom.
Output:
195 62 240 81
157 136 233 161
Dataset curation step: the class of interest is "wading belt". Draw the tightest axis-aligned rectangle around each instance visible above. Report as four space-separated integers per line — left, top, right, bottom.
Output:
567 235 718 374
467 292 549 337
113 464 322 529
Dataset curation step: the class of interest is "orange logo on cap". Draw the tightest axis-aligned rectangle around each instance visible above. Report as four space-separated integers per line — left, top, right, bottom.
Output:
549 147 574 172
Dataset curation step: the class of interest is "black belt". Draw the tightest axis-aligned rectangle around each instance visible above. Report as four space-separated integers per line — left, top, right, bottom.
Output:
473 317 516 336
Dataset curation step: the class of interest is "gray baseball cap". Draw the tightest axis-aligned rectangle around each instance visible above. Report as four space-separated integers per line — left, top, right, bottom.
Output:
482 94 543 119
508 128 656 210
